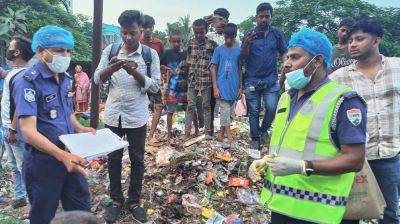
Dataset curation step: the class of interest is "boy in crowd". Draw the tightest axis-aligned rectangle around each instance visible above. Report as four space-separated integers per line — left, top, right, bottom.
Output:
206 8 241 47
160 30 188 140
184 19 218 139
330 18 356 73
211 23 243 146
140 15 164 55
141 14 165 145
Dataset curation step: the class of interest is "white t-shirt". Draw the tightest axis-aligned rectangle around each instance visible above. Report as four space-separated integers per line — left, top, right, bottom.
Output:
206 32 241 47
1 67 27 128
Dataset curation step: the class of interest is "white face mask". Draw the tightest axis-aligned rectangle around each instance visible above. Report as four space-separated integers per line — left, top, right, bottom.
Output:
45 49 71 73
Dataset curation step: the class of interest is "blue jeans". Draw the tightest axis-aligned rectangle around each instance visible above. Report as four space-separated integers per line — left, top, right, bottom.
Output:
244 82 280 141
3 127 27 199
369 155 400 224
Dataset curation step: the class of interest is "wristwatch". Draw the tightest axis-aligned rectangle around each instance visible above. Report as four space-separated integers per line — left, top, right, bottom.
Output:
305 160 314 176
8 128 17 134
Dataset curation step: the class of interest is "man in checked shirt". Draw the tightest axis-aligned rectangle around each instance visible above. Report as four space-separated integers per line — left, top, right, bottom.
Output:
331 19 400 224
184 18 218 139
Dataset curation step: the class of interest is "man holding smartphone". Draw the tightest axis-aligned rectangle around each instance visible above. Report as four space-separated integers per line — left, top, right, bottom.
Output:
94 10 160 223
241 2 287 150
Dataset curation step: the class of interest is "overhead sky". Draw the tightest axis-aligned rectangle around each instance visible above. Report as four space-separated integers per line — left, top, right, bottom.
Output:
73 0 400 32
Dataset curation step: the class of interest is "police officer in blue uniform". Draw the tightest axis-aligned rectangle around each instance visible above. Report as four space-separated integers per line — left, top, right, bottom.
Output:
12 25 96 224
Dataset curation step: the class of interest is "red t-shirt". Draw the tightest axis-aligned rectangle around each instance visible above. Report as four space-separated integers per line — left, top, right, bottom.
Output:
140 37 164 55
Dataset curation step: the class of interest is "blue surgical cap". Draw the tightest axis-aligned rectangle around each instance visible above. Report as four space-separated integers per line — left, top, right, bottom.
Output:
31 25 74 53
288 28 333 68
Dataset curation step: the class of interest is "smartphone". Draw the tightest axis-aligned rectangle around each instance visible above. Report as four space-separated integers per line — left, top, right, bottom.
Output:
125 59 138 68
253 31 264 40
118 56 138 68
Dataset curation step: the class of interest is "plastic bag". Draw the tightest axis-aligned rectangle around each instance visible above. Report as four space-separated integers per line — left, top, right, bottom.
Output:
236 188 260 205
235 96 247 117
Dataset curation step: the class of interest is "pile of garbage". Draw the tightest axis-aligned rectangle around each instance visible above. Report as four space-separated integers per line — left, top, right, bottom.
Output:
88 112 271 223
0 110 383 223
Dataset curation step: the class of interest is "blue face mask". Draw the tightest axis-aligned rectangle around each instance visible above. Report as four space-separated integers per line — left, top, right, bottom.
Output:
286 56 317 90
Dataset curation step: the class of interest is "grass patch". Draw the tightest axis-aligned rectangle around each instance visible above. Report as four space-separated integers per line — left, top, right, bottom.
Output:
0 215 23 224
78 117 105 129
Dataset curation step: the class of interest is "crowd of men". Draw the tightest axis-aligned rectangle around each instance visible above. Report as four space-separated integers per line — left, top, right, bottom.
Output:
0 2 399 224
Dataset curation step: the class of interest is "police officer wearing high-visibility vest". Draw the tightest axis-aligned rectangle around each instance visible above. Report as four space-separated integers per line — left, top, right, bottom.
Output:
248 28 367 224
12 25 96 224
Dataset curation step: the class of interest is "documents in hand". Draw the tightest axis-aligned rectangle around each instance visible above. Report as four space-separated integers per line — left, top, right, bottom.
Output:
59 128 128 160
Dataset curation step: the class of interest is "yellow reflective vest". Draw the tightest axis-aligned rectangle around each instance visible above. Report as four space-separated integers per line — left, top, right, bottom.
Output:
260 81 356 224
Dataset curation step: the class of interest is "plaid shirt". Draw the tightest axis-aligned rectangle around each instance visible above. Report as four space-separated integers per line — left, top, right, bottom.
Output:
186 37 217 90
330 55 400 160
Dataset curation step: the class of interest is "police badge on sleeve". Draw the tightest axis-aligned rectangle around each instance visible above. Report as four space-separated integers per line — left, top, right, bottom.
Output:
346 108 362 126
24 88 36 102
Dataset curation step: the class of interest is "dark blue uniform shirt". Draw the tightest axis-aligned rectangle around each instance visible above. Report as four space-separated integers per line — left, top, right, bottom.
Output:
287 77 367 149
244 26 287 86
12 62 74 148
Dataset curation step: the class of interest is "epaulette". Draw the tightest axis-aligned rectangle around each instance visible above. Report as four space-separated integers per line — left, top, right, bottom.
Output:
22 69 40 82
342 91 367 107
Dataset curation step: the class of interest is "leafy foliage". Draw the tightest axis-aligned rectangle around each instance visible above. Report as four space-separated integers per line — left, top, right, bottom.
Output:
153 30 168 46
0 6 28 43
0 0 93 61
238 0 400 57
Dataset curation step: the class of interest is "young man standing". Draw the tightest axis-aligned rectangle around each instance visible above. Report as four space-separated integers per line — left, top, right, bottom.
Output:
184 19 218 139
1 35 35 209
241 2 287 149
330 18 356 73
94 10 160 223
331 19 400 224
141 14 165 145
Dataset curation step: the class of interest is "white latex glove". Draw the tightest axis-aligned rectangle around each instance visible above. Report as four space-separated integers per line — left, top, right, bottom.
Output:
266 156 306 176
248 156 269 182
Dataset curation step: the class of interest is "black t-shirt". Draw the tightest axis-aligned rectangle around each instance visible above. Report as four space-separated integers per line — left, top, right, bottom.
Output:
160 49 187 71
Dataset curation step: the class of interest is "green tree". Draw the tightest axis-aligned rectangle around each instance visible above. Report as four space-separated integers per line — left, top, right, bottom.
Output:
0 0 93 61
238 0 400 57
48 0 71 12
238 15 256 35
0 7 27 43
153 30 168 46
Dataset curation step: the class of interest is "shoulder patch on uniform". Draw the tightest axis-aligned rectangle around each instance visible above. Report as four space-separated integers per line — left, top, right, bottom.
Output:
346 108 362 126
24 88 36 102
23 72 39 82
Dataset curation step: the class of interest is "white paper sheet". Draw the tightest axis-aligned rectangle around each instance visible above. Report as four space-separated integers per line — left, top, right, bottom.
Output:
59 128 128 160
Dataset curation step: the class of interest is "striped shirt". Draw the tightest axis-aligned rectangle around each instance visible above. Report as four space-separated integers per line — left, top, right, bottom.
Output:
94 44 161 128
330 55 400 160
186 37 217 90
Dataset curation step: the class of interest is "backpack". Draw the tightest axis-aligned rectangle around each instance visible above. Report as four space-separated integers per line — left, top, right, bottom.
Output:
108 43 152 77
174 61 189 93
